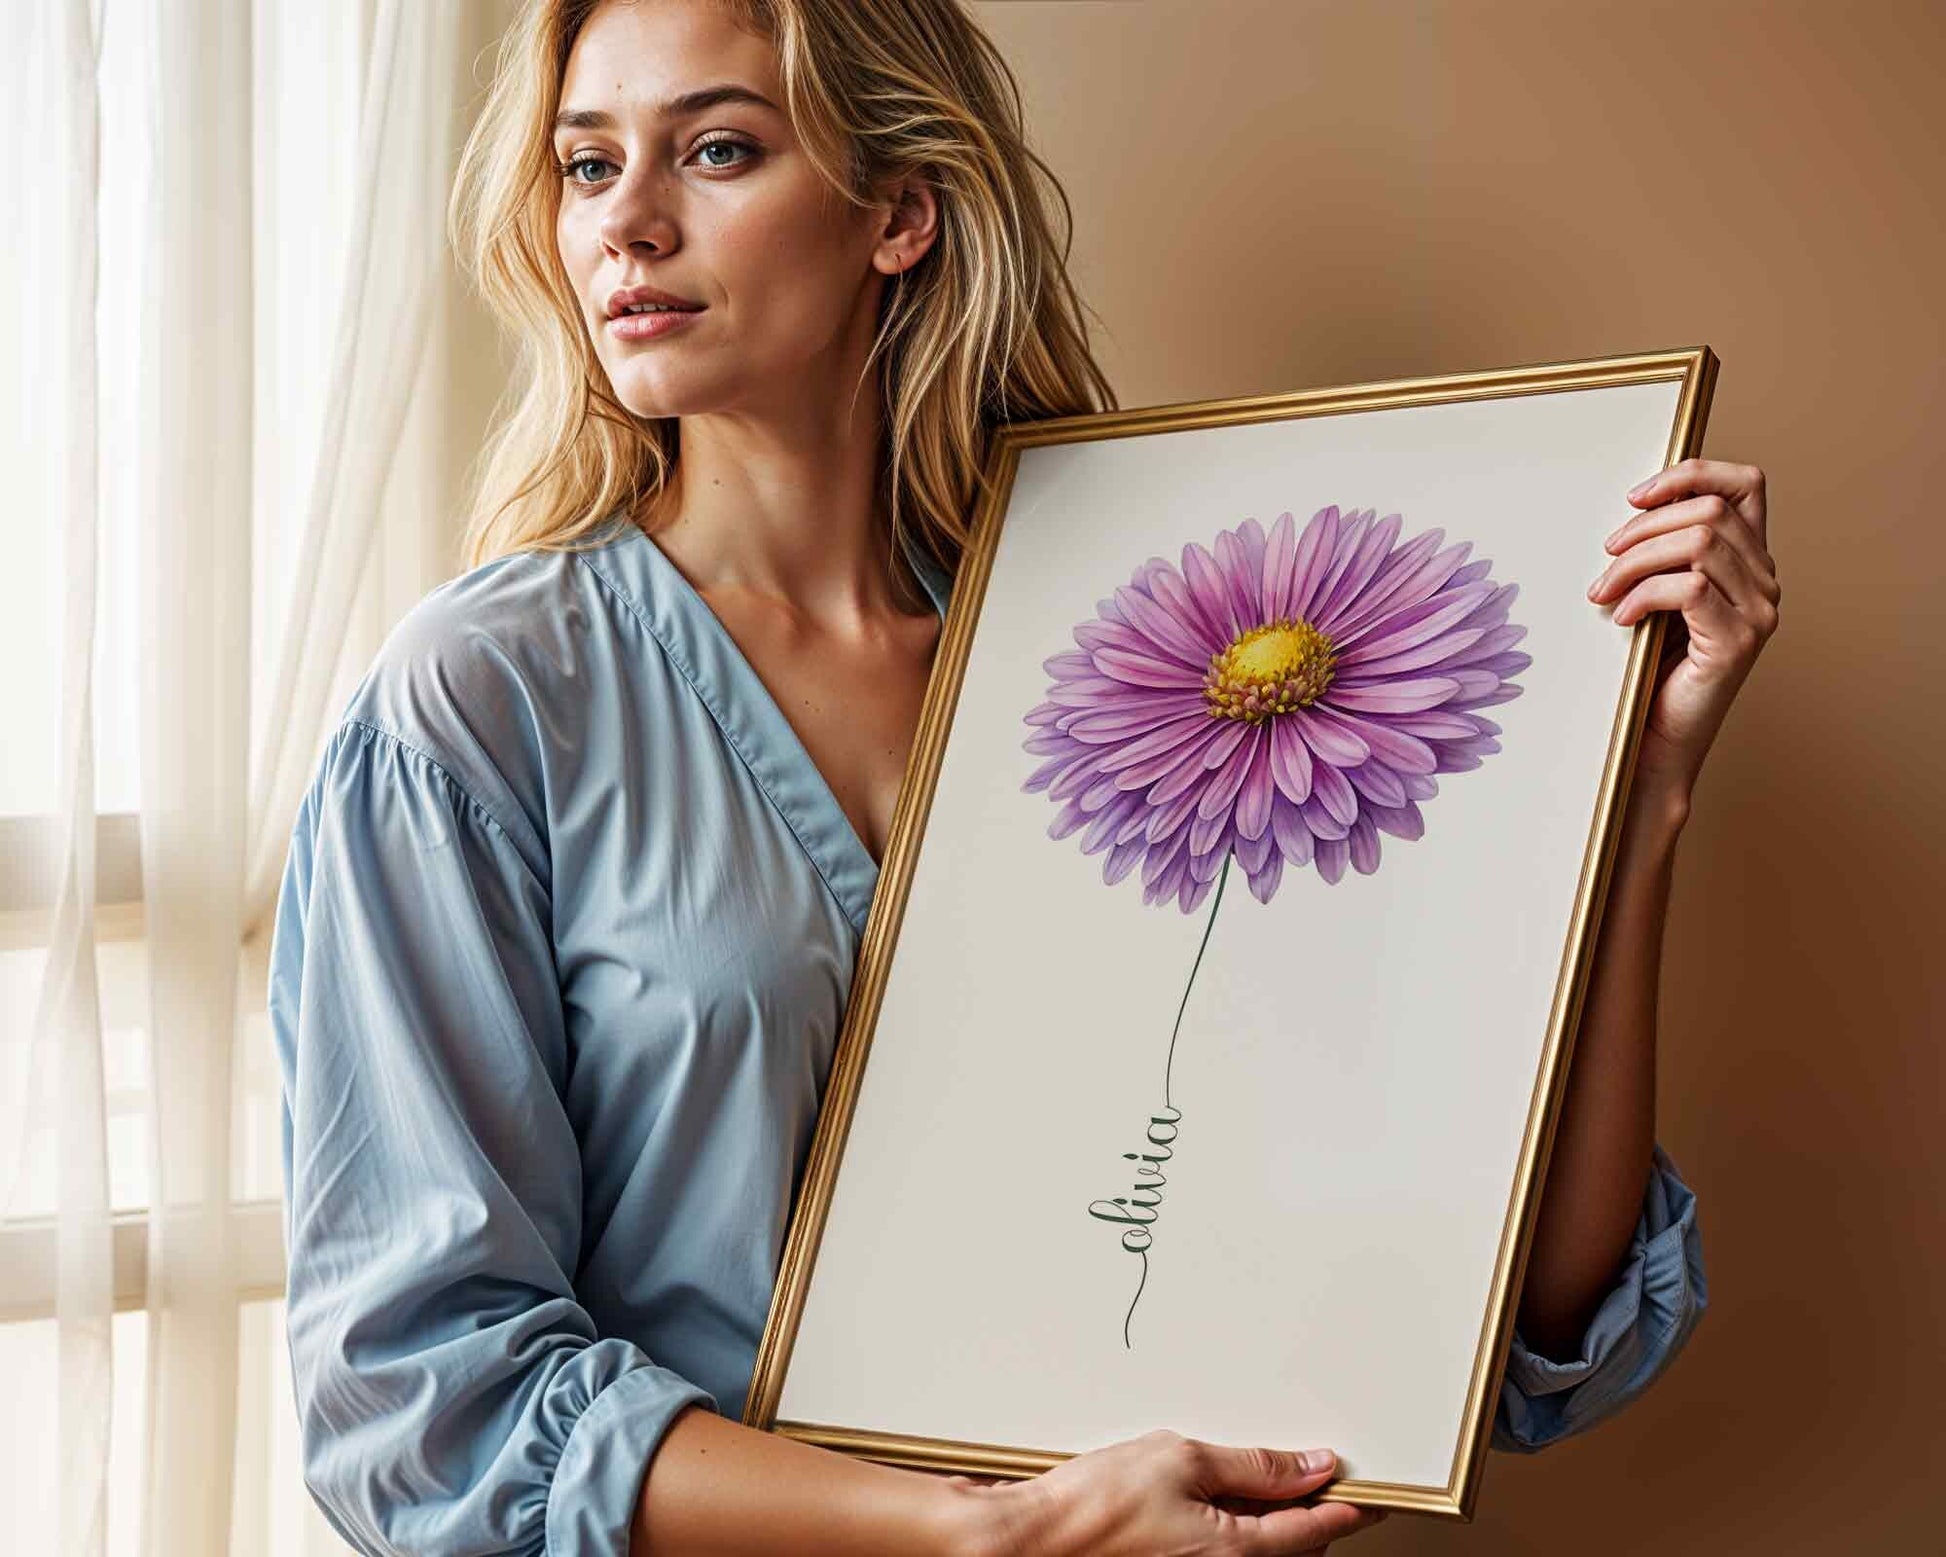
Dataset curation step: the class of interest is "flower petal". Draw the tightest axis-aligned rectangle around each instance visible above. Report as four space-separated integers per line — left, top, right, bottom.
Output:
1198 717 1252 771
1182 540 1240 642
1313 510 1403 631
1024 728 1082 756
1328 536 1472 641
1078 772 1125 812
1299 508 1370 623
1314 836 1350 884
1115 582 1216 667
1196 721 1259 820
1147 562 1227 657
1104 834 1147 884
1066 698 1209 744
1043 650 1096 678
1075 617 1205 667
1179 868 1216 913
1144 780 1206 841
1291 704 1371 766
1450 682 1525 710
1191 823 1234 879
1047 675 1158 710
1347 810 1382 874
1458 580 1521 632
1143 721 1236 802
1336 580 1497 659
1269 715 1315 805
1142 820 1192 888
1437 621 1527 669
1091 646 1205 690
1245 849 1284 905
1270 794 1316 865
1299 789 1350 841
1234 730 1276 840
1344 758 1407 808
1469 650 1533 679
1325 676 1462 714
1214 526 1261 632
1260 510 1299 623
1289 505 1342 620
1144 831 1195 901
1047 796 1090 839
1311 706 1438 775
1048 753 1109 801
1311 756 1359 827
1383 709 1486 740
1190 805 1230 856
1367 799 1426 840
1093 710 1211 774
1235 822 1277 873
1081 790 1145 852
1023 748 1089 794
1336 624 1491 678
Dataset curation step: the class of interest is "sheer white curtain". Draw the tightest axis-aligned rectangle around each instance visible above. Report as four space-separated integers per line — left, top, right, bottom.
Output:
1 1 512 1551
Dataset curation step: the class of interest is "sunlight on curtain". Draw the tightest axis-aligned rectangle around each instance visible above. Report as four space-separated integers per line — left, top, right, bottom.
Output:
0 1304 351 1553
1 0 502 1549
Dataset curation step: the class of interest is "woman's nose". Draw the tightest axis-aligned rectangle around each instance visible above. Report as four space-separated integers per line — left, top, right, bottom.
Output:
598 165 681 257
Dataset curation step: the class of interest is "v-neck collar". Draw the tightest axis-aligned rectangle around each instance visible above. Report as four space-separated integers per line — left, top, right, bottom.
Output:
579 509 955 936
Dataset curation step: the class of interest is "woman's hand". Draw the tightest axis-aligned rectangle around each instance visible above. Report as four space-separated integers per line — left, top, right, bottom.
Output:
939 1430 1388 1557
1589 458 1782 804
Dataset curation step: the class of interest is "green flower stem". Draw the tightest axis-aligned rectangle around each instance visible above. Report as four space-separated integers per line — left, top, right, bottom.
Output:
1118 853 1233 1348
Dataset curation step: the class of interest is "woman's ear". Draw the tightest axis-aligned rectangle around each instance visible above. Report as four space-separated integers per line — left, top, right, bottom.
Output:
873 168 940 276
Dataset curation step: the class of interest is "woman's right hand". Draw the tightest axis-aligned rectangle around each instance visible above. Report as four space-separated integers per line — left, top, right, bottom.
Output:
944 1429 1390 1556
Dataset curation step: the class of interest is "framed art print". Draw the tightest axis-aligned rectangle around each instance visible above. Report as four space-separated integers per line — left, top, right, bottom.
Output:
742 347 1718 1520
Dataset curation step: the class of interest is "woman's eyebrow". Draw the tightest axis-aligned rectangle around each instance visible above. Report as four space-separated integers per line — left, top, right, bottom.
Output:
554 84 780 133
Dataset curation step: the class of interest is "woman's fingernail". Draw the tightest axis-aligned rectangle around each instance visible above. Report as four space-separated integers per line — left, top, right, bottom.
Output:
1627 479 1652 502
1300 1448 1335 1473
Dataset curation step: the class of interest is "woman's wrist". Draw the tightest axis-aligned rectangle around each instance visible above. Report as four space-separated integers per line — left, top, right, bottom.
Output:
1622 766 1693 853
933 1475 1056 1557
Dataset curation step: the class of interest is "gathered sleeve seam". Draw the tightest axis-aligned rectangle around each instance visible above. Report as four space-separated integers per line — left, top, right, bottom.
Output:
337 715 549 896
543 1362 717 1557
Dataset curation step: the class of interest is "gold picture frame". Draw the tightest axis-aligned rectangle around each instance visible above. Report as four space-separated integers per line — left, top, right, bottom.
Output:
743 346 1718 1521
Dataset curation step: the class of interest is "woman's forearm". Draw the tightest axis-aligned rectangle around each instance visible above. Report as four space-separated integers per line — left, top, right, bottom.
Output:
1515 773 1690 1361
631 1403 997 1557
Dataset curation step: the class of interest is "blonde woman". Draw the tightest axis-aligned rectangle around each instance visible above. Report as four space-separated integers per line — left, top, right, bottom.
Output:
270 1 1776 1553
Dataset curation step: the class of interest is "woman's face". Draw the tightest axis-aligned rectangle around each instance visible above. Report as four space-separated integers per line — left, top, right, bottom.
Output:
554 0 903 423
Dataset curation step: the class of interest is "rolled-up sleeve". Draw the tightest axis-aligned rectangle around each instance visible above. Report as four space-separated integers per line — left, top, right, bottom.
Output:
1491 1143 1708 1452
268 718 716 1556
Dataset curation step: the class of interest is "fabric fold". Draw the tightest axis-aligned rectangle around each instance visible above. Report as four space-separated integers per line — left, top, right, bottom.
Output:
1493 1144 1709 1452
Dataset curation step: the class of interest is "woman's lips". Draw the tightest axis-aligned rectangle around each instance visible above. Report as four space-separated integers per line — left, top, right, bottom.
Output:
608 307 704 341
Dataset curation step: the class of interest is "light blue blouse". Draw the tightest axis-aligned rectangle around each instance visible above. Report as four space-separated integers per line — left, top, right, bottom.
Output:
269 510 1708 1557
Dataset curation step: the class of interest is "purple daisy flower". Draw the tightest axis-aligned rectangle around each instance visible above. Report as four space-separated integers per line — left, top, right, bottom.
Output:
1021 506 1530 914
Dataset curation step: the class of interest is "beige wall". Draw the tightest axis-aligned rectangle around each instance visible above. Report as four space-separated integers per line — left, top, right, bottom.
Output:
970 1 1942 1551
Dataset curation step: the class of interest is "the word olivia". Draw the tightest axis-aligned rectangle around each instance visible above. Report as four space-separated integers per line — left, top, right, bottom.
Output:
1087 1105 1182 1255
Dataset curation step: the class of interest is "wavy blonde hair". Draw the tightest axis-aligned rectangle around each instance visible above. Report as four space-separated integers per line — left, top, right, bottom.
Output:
447 0 1118 576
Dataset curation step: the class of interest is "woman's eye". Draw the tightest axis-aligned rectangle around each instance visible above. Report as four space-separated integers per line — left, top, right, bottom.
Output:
559 154 614 186
557 137 758 192
689 137 758 171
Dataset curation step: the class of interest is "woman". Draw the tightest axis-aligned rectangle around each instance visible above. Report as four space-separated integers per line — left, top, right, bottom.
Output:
268 0 1779 1553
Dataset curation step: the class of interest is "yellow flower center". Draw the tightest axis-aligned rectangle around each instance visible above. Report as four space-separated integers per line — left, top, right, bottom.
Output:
1203 619 1337 723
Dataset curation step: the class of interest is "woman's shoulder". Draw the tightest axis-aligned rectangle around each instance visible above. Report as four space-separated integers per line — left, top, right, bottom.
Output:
329 526 641 867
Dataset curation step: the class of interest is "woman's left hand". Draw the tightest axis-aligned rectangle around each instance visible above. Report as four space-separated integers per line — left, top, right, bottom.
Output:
1588 457 1781 805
